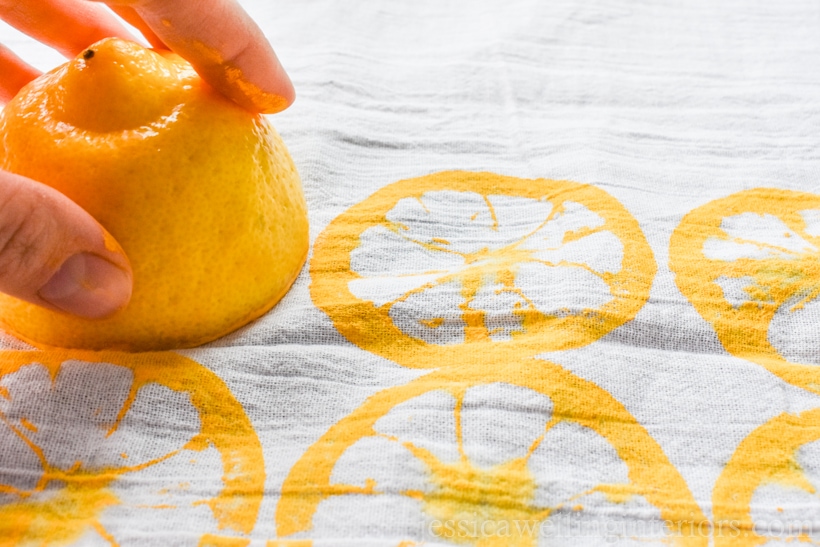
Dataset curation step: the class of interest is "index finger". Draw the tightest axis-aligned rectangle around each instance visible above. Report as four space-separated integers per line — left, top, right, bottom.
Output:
102 0 294 114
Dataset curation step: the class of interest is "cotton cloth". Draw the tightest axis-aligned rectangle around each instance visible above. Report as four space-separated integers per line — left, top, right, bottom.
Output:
2 0 820 545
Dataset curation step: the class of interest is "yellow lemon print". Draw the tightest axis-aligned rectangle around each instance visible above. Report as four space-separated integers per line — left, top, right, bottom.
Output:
275 357 706 546
713 409 820 546
310 171 656 369
198 537 314 546
670 188 820 394
0 350 265 545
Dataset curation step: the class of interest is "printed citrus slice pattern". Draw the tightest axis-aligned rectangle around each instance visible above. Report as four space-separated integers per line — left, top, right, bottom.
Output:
0 350 265 545
713 409 820 546
669 188 820 394
275 357 707 546
310 171 656 369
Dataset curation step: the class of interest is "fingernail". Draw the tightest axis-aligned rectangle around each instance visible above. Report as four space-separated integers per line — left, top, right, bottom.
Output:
38 253 132 319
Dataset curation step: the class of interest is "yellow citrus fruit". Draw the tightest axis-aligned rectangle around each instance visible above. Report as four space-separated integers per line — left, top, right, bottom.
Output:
0 38 309 351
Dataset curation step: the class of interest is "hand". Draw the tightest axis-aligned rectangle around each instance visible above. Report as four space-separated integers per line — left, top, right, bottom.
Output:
0 0 294 319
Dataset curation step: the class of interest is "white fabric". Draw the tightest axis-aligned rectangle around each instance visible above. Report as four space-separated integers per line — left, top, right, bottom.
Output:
2 0 820 545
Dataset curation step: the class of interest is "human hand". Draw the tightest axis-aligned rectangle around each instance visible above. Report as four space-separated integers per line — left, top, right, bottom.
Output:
0 0 293 320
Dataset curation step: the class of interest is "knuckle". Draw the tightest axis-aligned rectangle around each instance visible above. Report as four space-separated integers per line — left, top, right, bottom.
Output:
0 187 55 281
221 37 254 68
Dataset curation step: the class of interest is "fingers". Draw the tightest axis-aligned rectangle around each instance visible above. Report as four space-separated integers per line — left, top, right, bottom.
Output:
106 4 165 49
0 0 294 114
0 0 135 58
0 44 40 104
102 0 295 114
0 170 132 319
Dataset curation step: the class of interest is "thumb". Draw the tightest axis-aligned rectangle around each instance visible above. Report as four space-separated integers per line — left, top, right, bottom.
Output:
0 170 132 319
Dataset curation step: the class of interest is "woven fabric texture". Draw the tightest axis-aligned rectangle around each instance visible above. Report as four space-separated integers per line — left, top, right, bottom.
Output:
2 0 820 545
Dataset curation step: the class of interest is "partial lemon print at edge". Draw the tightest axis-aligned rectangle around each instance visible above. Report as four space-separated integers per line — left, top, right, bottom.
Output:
713 409 820 546
0 350 265 545
670 188 820 395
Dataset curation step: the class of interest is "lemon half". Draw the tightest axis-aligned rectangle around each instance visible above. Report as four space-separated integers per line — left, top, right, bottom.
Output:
0 38 309 351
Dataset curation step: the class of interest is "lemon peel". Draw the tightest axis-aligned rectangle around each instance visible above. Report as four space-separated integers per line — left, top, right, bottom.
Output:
0 38 309 351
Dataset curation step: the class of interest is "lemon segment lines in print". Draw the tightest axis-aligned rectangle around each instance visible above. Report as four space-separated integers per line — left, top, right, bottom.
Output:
276 358 707 546
713 409 820 546
670 188 820 394
0 350 266 546
310 171 656 368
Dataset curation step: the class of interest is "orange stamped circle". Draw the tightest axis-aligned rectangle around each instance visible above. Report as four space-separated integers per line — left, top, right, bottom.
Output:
275 357 706 546
310 171 656 369
670 188 820 395
713 409 820 546
0 350 265 544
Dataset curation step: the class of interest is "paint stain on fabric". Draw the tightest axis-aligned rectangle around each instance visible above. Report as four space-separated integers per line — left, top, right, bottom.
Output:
198 534 251 547
276 358 708 545
409 389 545 546
713 409 820 546
0 350 265 545
309 171 656 370
670 188 820 395
419 317 445 329
277 171 715 545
